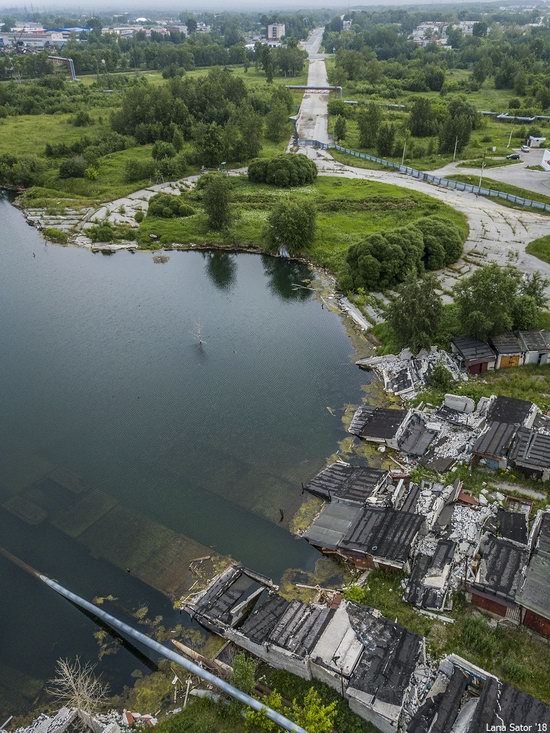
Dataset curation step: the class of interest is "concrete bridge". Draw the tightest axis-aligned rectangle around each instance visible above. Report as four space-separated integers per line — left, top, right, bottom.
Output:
286 84 342 96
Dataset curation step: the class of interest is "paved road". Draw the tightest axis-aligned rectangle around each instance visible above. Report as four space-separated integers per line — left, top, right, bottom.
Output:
296 28 331 145
432 150 550 197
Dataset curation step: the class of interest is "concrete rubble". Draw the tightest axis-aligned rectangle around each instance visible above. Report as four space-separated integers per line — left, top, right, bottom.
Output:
356 347 467 400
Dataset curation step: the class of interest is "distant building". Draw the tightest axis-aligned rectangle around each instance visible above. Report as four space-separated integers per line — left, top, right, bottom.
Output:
267 23 285 41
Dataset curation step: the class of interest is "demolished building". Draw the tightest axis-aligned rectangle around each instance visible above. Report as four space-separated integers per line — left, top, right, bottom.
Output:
184 565 425 733
407 654 549 733
183 565 550 732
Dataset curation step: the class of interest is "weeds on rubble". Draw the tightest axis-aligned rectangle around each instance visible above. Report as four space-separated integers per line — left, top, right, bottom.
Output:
261 667 378 733
345 571 550 703
415 363 550 413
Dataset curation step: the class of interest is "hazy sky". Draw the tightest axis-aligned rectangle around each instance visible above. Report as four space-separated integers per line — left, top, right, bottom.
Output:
0 0 488 11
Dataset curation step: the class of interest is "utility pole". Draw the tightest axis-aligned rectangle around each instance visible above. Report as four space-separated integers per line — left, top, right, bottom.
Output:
507 126 514 148
452 135 459 162
478 156 486 190
401 135 408 166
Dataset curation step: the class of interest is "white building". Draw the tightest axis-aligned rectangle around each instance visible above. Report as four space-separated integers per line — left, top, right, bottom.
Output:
267 23 285 41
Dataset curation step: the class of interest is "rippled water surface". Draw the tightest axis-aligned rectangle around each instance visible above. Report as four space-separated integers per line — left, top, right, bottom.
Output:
0 194 366 714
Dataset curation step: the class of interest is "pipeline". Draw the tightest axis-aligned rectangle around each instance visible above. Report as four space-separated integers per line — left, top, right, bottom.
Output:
0 546 307 733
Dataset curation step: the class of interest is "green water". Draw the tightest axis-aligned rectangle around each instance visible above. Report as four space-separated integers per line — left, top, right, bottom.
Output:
0 194 367 714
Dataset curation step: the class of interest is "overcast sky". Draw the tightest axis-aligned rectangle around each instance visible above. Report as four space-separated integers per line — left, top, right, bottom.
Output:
0 0 490 11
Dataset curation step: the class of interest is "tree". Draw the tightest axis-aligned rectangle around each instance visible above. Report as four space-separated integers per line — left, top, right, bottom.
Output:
231 653 256 695
245 691 284 732
409 98 435 137
521 272 549 307
453 264 541 340
414 216 464 270
358 103 382 148
289 688 337 733
152 141 176 160
248 154 317 187
387 273 443 351
267 200 316 251
195 123 227 167
47 658 109 714
202 174 232 231
439 97 479 155
430 360 454 390
59 156 87 179
266 102 289 142
334 115 347 142
473 21 488 37
376 122 395 157
172 127 184 152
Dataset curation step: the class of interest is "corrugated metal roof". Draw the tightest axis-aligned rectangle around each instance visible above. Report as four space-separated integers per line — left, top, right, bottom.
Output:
490 332 524 354
452 336 495 363
304 503 361 549
305 463 387 504
518 330 550 352
340 507 424 563
509 427 550 469
473 534 527 601
473 421 517 458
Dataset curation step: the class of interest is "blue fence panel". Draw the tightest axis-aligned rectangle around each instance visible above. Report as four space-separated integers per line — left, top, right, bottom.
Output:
326 140 547 213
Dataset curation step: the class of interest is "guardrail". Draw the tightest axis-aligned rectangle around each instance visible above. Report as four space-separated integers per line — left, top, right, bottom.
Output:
298 139 550 214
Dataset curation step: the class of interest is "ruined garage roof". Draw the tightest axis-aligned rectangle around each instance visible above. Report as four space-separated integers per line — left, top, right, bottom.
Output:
268 600 334 656
487 396 534 425
490 332 524 354
517 513 550 619
469 676 550 732
340 507 424 564
238 590 289 644
472 421 517 458
304 502 361 550
347 603 422 706
518 329 550 352
472 534 527 602
404 540 455 611
349 405 408 440
495 508 528 545
398 413 437 457
406 666 469 733
305 463 387 504
194 567 265 626
509 427 550 470
451 336 495 364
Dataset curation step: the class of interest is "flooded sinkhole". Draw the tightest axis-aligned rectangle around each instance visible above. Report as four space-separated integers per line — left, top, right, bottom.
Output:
0 193 367 714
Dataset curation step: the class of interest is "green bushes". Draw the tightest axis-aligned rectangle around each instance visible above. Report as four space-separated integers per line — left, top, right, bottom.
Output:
414 216 464 270
58 156 88 179
345 216 465 291
42 227 68 244
248 154 317 187
267 200 316 251
88 222 134 243
124 154 186 183
148 192 195 218
0 153 43 187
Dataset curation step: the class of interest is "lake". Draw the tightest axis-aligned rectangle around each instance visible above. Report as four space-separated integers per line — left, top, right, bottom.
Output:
0 193 367 715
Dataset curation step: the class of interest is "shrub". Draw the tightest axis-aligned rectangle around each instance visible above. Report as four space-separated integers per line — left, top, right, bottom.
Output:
266 200 316 252
125 159 156 182
71 110 93 127
346 225 424 291
152 141 177 160
0 153 43 187
148 193 194 218
414 216 464 270
134 210 145 223
42 227 68 244
248 154 317 187
58 156 87 179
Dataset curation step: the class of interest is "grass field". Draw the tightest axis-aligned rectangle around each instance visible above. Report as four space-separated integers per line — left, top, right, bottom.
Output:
135 175 467 275
526 234 550 263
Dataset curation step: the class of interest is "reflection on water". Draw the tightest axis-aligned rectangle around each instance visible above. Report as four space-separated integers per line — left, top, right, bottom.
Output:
204 251 237 291
0 194 367 714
